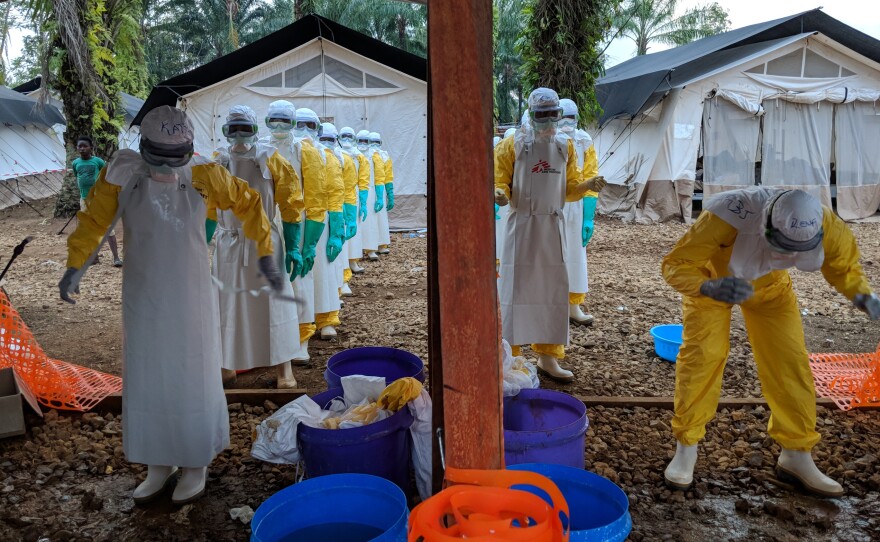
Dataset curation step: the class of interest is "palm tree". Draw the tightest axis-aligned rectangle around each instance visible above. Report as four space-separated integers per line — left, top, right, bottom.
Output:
614 0 730 56
494 0 525 125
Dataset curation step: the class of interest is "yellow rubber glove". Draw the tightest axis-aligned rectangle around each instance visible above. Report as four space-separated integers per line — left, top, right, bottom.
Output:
377 377 423 412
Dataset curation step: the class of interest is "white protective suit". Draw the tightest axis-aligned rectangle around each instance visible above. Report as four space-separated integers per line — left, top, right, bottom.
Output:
558 99 588 296
369 131 392 247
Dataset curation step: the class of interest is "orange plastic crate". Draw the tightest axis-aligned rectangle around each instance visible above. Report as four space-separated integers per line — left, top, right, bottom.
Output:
809 344 880 411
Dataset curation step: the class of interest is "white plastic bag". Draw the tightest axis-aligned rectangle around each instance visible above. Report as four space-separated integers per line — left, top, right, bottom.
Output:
408 389 433 501
251 395 331 464
501 339 540 397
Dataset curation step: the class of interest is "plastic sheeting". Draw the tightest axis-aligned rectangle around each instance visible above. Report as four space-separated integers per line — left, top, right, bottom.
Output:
834 101 880 220
177 39 426 229
761 99 833 206
702 97 762 198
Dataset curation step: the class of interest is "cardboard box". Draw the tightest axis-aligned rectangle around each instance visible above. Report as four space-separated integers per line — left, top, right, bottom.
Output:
0 367 41 439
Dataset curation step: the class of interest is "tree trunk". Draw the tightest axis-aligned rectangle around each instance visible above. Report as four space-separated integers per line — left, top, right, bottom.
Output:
397 15 407 50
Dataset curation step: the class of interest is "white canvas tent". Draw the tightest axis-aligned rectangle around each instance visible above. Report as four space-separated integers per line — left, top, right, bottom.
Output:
594 9 880 223
135 15 428 229
0 86 67 211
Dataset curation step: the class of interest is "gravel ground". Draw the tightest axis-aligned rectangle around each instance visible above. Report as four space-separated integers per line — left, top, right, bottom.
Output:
1 199 879 541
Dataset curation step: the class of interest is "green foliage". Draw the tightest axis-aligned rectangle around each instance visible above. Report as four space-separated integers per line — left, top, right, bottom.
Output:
520 0 621 123
494 0 526 125
614 0 730 56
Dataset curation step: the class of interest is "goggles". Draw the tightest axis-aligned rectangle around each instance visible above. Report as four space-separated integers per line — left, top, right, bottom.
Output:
140 138 194 168
266 118 293 131
319 136 337 144
531 108 563 122
339 134 355 142
295 120 319 131
562 114 577 120
222 122 258 138
764 191 824 253
357 138 371 145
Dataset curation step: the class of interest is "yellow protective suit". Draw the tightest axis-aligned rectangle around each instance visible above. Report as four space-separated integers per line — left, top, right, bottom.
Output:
315 147 345 331
341 152 359 284
569 144 600 306
495 136 582 361
68 164 273 269
662 209 871 450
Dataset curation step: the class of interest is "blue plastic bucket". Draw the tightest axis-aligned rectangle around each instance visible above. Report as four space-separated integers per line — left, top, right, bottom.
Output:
509 463 632 542
250 473 408 542
324 347 425 389
504 389 589 469
650 324 683 362
298 388 414 494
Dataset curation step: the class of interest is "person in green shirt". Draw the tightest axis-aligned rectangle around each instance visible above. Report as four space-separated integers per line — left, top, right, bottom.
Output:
72 136 122 267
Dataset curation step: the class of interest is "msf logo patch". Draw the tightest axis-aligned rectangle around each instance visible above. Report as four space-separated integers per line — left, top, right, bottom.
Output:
531 159 561 174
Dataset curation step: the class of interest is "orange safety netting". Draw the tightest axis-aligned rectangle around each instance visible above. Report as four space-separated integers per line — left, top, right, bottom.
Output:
809 343 880 411
0 290 122 411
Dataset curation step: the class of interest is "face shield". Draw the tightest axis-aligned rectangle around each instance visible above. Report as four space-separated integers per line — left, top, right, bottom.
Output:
140 138 194 169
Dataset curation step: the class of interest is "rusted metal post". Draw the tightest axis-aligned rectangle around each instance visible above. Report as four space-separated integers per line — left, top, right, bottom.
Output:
428 0 503 488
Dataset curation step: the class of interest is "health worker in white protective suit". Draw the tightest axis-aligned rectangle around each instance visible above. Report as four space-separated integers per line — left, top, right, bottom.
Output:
208 105 304 389
331 125 368 297
357 129 382 261
59 106 284 505
558 98 601 326
339 126 371 280
662 187 880 497
317 122 350 318
495 127 517 265
370 132 394 255
494 88 606 383
260 100 327 365
298 109 344 341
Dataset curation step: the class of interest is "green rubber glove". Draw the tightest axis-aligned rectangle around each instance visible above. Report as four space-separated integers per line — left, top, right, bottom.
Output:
301 219 325 277
386 182 395 211
327 211 345 262
343 203 358 240
582 196 598 247
358 189 368 222
374 185 385 212
282 221 303 280
205 218 218 244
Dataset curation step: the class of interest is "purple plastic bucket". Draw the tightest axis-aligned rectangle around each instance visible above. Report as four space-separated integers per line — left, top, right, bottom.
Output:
504 389 588 469
297 388 414 494
324 347 425 389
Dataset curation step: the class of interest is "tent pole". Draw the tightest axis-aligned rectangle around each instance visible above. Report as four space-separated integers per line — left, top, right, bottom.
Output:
428 0 502 489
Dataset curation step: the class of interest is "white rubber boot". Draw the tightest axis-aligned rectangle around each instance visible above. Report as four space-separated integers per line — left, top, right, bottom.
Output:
221 368 237 387
171 467 207 505
292 340 310 366
569 304 594 326
378 246 390 255
341 283 353 297
776 449 844 497
133 465 178 504
276 361 297 389
350 260 365 274
664 442 698 490
320 326 337 340
367 251 379 261
536 354 574 383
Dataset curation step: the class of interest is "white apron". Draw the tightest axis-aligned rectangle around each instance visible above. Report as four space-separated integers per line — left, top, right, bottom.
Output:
361 154 381 251
563 198 588 294
374 150 392 245
115 159 229 467
213 148 298 370
495 204 509 261
314 214 342 314
704 187 825 281
499 138 571 346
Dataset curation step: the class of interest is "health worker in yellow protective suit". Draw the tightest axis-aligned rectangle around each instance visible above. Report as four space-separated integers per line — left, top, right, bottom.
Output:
495 87 607 383
662 187 880 497
58 106 283 505
209 105 304 389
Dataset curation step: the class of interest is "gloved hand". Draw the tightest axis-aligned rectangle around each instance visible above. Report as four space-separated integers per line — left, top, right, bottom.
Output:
582 196 597 247
300 219 325 277
582 175 607 193
343 203 358 240
257 255 285 293
58 267 80 304
853 293 880 320
494 188 509 207
205 218 218 244
386 182 395 211
327 211 345 262
282 221 303 280
374 185 386 212
700 277 754 304
358 189 368 222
